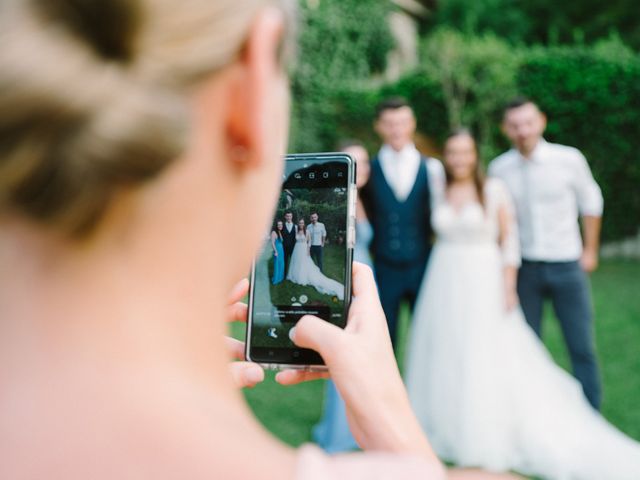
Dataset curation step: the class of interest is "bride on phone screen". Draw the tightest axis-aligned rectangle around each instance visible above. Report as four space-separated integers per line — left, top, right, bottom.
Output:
287 219 344 300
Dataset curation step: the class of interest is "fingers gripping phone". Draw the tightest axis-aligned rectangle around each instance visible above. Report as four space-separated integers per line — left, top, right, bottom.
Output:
246 153 357 370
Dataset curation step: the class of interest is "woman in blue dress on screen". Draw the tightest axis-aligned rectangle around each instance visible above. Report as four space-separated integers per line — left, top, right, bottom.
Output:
313 141 373 453
271 220 285 285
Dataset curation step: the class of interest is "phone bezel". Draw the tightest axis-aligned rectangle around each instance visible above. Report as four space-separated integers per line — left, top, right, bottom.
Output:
245 152 356 370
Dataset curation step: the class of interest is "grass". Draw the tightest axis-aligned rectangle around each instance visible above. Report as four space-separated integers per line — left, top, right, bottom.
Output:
231 259 640 457
267 243 346 306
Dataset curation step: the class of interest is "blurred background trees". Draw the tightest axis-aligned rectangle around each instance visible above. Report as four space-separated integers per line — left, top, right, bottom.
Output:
428 0 640 50
289 0 640 242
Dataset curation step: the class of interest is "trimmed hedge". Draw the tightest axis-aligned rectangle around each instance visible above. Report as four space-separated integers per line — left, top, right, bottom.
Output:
289 0 393 153
518 47 640 241
329 73 449 155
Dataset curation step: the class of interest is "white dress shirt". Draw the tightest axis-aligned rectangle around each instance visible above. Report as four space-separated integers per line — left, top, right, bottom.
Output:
379 143 421 202
285 222 294 233
378 143 445 204
489 139 603 262
307 222 326 246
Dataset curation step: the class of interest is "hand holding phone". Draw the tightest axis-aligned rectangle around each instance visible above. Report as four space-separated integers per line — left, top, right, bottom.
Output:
276 263 440 461
226 278 265 388
246 153 356 369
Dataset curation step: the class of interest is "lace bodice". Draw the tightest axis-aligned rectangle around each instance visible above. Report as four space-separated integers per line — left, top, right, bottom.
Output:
296 231 307 242
432 178 520 266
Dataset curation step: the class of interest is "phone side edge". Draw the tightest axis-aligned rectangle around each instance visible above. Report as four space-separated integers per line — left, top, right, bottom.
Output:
244 260 257 362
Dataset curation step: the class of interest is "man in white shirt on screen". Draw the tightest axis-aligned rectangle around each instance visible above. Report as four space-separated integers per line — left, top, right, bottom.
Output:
489 97 604 410
308 212 327 272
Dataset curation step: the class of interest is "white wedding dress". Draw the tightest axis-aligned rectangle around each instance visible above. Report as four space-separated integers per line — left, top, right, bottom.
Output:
287 231 344 300
405 178 640 479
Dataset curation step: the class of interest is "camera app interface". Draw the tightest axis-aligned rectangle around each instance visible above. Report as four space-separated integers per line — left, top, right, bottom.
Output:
251 160 350 356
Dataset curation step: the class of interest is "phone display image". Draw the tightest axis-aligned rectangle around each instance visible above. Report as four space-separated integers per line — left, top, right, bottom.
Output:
247 155 355 367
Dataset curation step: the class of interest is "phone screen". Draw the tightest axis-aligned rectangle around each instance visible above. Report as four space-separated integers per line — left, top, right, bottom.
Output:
247 154 355 367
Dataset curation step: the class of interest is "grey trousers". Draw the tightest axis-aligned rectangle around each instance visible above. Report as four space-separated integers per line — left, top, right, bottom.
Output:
517 260 602 410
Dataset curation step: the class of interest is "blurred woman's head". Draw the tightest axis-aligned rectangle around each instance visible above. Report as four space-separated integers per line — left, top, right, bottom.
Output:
443 129 479 182
272 220 284 240
340 140 370 189
443 128 485 205
0 0 294 286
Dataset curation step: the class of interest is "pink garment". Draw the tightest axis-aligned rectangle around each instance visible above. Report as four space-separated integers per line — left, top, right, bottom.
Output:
295 444 446 479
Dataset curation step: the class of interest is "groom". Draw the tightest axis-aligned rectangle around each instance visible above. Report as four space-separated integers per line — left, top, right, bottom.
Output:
360 97 444 348
282 211 297 276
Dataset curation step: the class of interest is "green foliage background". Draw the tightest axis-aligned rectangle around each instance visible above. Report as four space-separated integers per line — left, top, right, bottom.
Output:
427 0 640 51
289 1 640 241
289 0 394 152
517 44 640 241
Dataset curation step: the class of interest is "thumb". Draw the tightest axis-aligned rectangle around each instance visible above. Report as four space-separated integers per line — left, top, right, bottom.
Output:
229 362 265 388
290 315 344 359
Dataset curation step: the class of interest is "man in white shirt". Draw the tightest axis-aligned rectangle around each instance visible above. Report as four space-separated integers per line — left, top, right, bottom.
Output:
489 97 603 409
307 212 327 272
360 97 445 347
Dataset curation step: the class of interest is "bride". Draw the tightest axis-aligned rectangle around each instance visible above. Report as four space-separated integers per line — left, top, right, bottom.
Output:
405 129 640 479
287 218 344 300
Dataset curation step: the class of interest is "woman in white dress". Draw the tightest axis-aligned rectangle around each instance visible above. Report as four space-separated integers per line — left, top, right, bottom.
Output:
287 219 344 300
405 129 640 479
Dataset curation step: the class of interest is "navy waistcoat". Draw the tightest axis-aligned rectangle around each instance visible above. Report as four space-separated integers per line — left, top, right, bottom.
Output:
363 156 433 265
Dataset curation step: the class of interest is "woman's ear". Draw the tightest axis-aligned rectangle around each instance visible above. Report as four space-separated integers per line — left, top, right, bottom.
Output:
225 7 287 170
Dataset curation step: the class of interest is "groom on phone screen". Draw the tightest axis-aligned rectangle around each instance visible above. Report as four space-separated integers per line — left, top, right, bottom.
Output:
360 97 444 347
282 211 296 276
308 212 326 272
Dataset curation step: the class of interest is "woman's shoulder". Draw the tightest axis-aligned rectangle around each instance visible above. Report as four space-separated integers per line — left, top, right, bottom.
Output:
294 445 445 480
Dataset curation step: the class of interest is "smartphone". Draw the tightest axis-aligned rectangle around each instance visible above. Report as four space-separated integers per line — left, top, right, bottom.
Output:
246 152 357 370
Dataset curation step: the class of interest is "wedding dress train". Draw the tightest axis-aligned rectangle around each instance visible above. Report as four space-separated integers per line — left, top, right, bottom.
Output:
287 232 344 300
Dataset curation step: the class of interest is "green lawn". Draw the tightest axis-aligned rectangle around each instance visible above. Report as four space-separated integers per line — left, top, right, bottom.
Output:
267 243 346 306
232 259 640 454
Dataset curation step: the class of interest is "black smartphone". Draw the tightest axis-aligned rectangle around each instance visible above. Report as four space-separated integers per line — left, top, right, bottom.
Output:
246 152 356 370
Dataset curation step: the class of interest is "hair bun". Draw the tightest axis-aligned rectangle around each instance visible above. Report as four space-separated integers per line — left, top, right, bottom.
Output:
37 0 141 63
0 1 187 236
0 0 295 237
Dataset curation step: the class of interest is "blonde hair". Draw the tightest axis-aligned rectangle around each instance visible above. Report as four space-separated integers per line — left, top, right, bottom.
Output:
0 0 294 236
